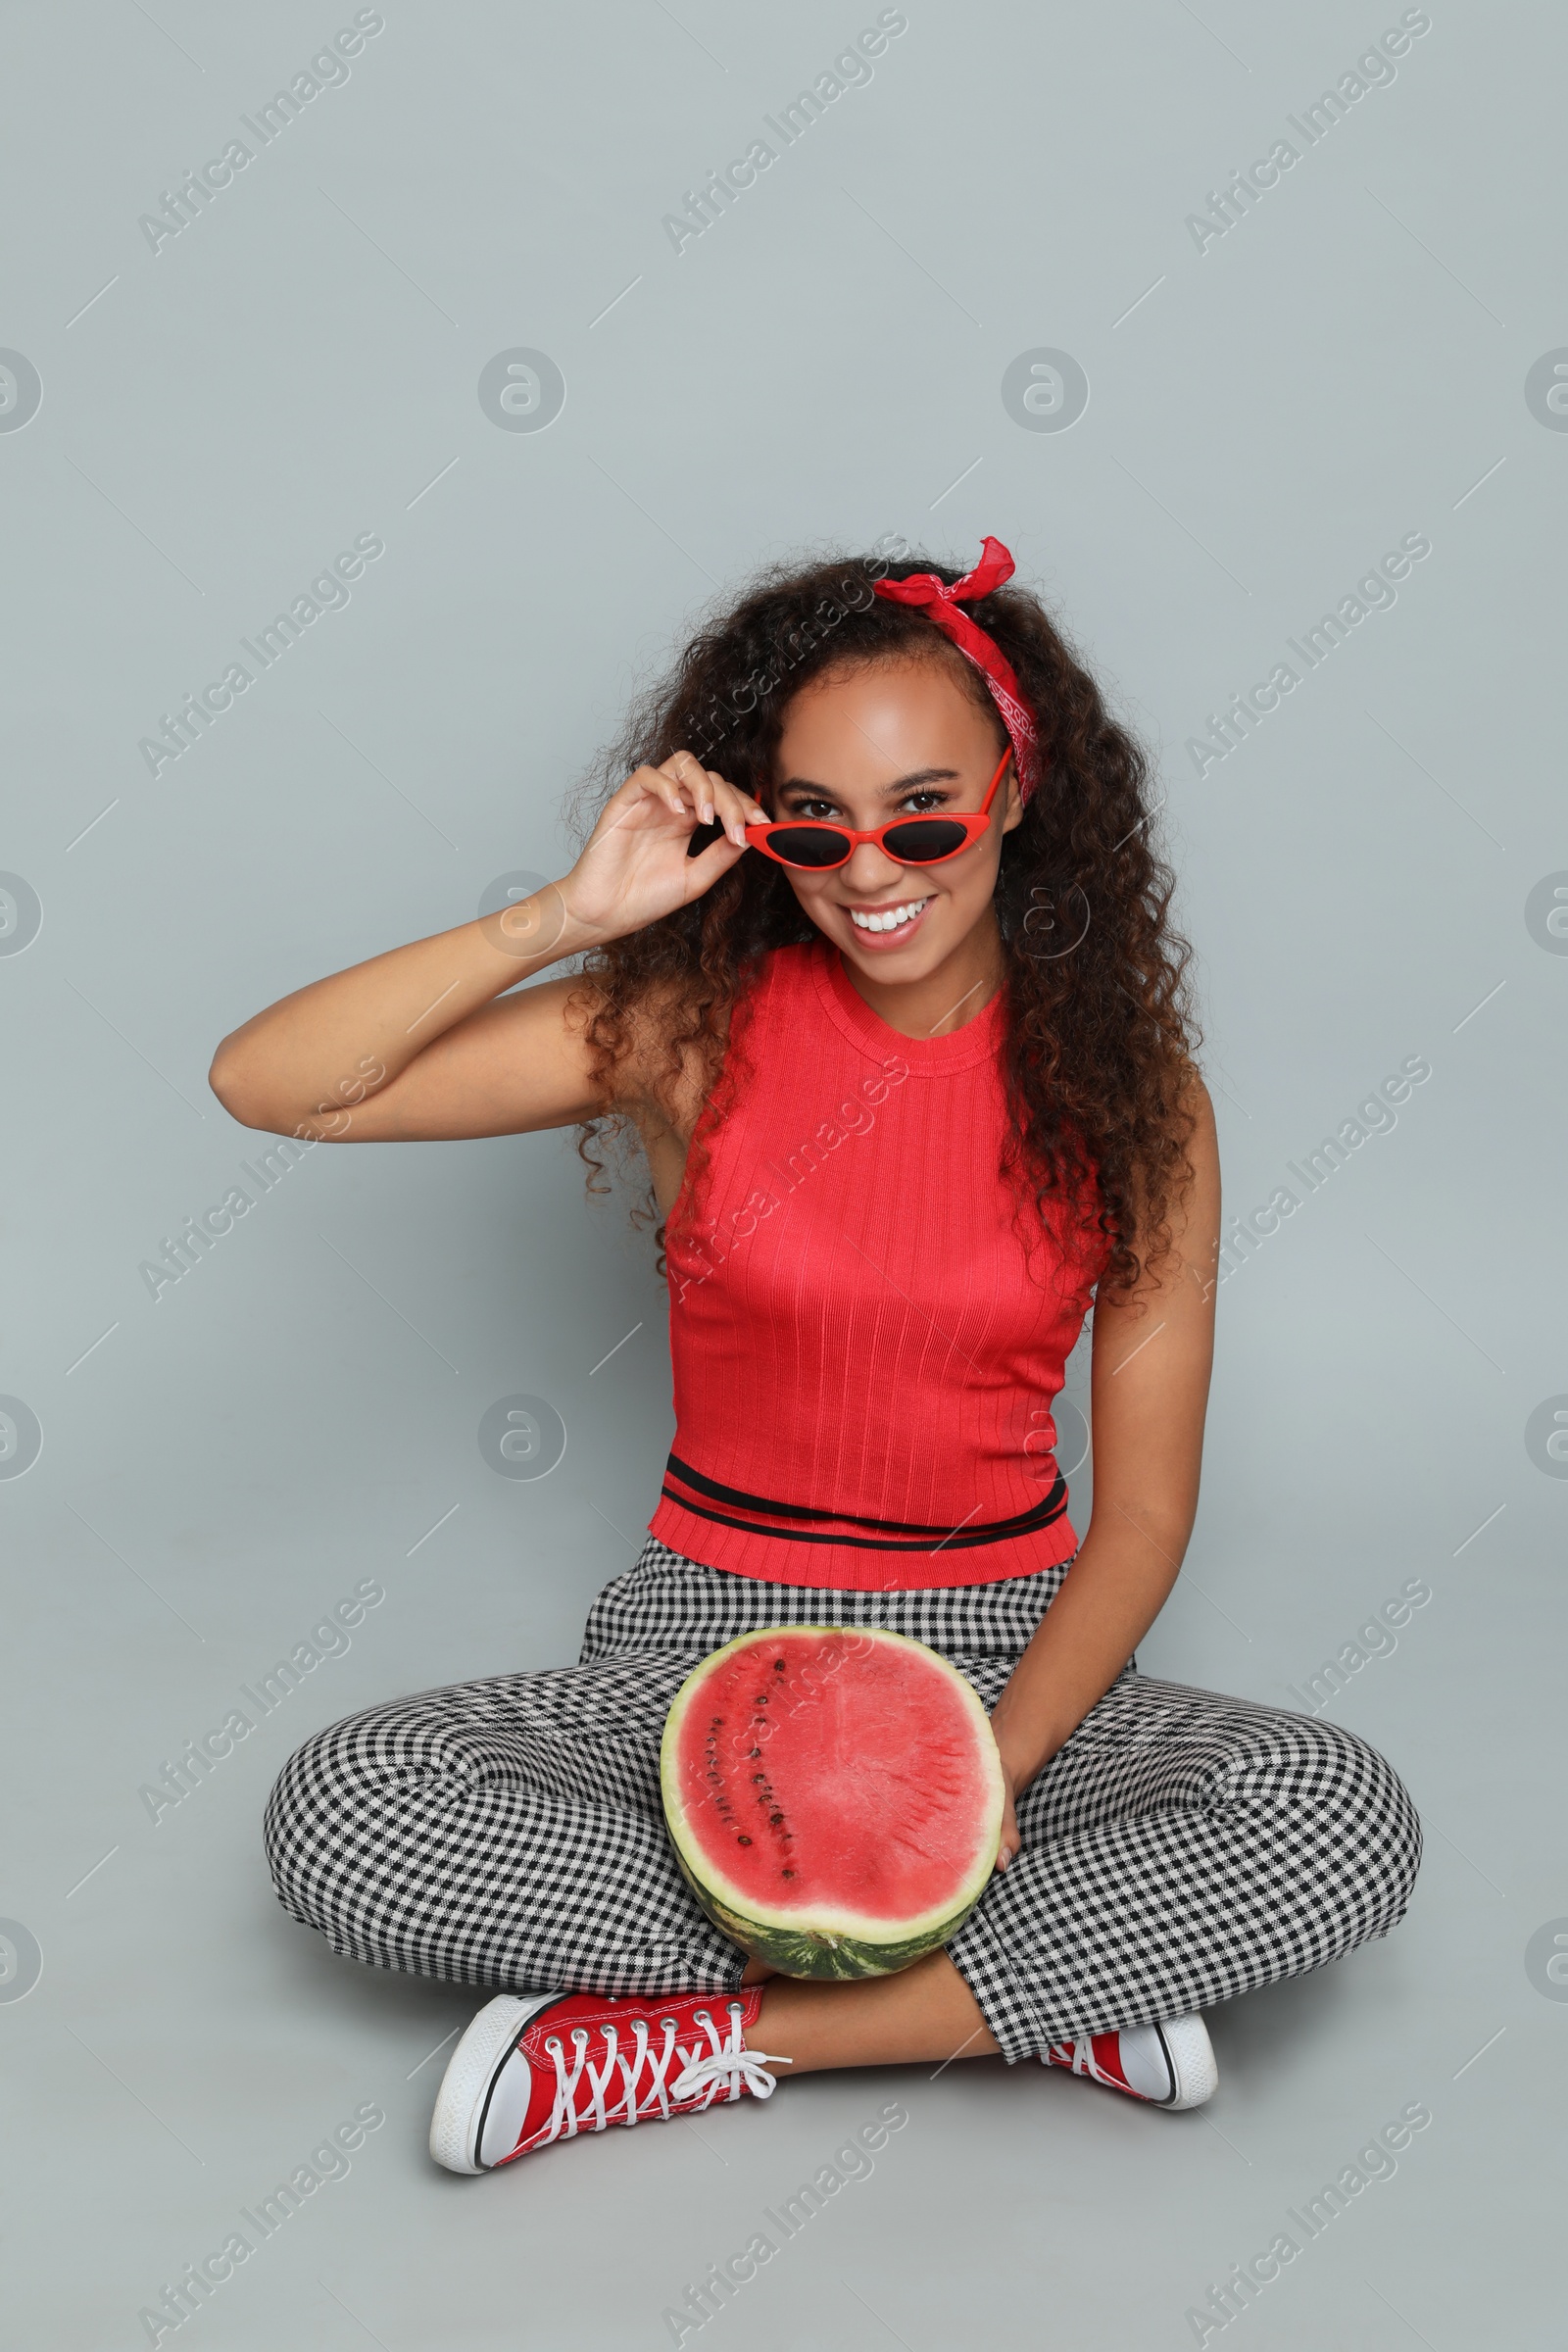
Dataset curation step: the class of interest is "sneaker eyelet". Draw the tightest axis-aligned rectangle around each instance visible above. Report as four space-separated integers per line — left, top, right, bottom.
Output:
694 2008 713 2026
545 2035 563 2052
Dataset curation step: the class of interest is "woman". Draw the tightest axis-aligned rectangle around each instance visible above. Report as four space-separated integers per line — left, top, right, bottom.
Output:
215 538 1420 2175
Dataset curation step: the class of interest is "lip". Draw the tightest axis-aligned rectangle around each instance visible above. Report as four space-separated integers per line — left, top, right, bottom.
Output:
837 894 936 952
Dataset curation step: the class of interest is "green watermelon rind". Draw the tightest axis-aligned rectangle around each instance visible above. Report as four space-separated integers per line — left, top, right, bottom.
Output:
671 1841 989 1981
661 1623 1004 1982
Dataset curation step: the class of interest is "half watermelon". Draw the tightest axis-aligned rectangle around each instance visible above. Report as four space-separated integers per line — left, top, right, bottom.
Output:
661 1625 1004 1980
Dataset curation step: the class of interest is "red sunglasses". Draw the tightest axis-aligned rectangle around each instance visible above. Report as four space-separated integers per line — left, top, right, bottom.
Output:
744 745 1013 871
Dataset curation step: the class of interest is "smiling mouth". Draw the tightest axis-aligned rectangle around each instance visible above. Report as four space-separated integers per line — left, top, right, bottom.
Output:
846 897 933 935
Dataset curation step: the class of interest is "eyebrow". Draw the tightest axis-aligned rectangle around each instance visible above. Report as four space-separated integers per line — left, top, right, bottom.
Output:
776 766 961 801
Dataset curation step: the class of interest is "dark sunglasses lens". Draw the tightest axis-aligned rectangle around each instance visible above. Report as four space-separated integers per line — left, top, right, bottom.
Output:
765 827 851 868
880 818 970 863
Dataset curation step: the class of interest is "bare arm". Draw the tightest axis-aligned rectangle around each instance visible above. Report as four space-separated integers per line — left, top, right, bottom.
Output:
988 1082 1221 1864
208 754 766 1142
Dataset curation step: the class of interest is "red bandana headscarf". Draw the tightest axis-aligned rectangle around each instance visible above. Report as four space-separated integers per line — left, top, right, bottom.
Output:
872 536 1043 802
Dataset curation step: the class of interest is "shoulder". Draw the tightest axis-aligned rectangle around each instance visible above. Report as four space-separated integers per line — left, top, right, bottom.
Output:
572 944 801 1141
1141 1062 1218 1231
561 973 722 1104
1181 1066 1218 1166
1104 1060 1216 1245
1138 1060 1216 1191
624 943 799 1046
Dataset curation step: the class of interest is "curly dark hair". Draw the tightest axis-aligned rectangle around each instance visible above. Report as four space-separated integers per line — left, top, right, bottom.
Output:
569 544 1201 1301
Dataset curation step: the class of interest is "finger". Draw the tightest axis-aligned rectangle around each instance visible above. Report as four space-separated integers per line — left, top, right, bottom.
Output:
695 764 720 828
676 750 749 825
660 750 716 817
652 754 704 819
661 777 696 818
710 775 761 848
614 765 690 826
665 751 764 839
709 773 764 816
680 829 748 899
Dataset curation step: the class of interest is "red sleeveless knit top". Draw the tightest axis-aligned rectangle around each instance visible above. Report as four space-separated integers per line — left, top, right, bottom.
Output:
649 942 1108 1591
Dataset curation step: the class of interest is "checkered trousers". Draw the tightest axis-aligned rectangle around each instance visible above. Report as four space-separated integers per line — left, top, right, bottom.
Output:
262 1538 1421 2062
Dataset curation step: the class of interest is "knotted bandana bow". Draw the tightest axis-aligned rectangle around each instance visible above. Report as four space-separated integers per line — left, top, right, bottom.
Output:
873 536 1043 801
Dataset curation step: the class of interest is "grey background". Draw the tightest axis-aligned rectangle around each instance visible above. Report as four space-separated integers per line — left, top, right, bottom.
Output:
2 0 1563 2344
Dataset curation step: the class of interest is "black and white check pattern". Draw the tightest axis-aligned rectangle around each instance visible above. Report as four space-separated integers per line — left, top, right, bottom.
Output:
264 1538 1421 2061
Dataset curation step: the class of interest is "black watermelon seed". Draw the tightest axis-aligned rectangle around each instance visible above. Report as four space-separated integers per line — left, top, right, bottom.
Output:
774 1659 786 1671
737 1835 752 1845
781 1868 795 1879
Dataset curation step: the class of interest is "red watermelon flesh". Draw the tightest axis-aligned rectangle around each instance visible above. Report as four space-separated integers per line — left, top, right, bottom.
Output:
661 1625 1004 1979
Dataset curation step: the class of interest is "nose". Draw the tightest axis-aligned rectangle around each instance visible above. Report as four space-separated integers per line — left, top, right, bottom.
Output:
838 840 909 892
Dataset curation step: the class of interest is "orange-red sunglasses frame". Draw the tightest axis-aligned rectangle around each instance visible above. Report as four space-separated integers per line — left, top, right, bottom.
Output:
743 744 1013 870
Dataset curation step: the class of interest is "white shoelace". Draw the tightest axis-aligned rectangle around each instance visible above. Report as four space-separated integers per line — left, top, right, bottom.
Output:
539 2001 791 2147
1047 2036 1118 2087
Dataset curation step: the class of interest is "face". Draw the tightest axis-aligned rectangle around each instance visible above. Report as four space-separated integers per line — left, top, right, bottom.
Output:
765 658 1023 979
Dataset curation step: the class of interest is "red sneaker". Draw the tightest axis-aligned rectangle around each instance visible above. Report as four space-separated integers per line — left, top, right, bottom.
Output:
1041 2015 1217 2110
429 1986 787 2175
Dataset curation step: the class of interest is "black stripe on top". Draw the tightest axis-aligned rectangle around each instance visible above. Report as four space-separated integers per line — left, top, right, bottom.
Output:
662 1452 1068 1554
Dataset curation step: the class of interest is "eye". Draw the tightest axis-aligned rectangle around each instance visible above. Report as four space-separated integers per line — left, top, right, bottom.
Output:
788 797 842 821
899 789 951 813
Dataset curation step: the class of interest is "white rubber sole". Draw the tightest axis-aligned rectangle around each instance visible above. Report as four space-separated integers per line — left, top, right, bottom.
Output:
1041 2015 1219 2111
427 1991 564 2175
1149 2014 1218 2110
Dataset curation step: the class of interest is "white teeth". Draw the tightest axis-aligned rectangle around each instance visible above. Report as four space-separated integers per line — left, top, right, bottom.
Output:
848 898 931 934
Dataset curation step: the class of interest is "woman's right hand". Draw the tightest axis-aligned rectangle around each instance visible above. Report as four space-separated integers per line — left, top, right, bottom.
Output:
557 751 767 946
209 752 766 1143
